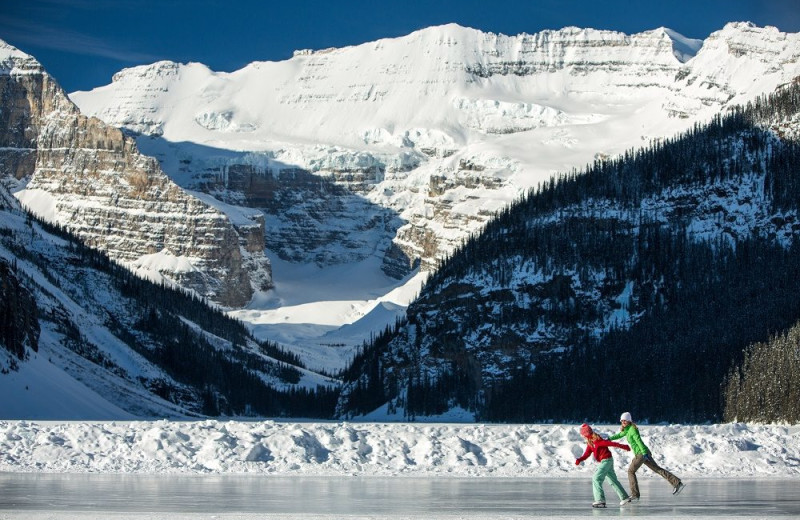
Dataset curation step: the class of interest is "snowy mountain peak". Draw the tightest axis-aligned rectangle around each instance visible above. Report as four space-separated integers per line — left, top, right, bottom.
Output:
110 60 215 85
0 38 43 74
407 22 480 39
723 21 757 31
660 28 703 62
111 60 181 83
0 38 28 59
713 20 794 45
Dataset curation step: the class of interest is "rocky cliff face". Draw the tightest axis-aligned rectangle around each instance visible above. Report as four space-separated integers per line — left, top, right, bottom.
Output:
0 41 271 307
199 162 401 268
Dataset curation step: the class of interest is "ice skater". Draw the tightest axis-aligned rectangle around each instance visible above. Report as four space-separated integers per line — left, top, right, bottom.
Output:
610 412 685 503
574 423 632 508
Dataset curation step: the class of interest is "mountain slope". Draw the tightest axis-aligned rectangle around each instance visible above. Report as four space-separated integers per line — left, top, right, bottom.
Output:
336 80 800 423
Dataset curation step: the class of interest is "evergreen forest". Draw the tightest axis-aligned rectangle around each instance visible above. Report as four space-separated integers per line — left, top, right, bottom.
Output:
339 79 800 424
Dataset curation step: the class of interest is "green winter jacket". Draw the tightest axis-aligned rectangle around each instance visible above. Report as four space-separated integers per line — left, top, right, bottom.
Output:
609 424 649 455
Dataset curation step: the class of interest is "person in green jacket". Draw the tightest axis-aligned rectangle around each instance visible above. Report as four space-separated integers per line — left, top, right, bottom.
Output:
610 412 685 502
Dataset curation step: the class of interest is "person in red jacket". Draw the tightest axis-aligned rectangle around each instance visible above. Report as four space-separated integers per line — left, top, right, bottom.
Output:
575 423 632 508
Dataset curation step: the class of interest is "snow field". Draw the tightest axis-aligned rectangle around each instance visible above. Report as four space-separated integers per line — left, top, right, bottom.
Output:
1 420 798 478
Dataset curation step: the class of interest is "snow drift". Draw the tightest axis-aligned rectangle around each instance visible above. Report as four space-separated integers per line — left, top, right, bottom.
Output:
1 420 798 478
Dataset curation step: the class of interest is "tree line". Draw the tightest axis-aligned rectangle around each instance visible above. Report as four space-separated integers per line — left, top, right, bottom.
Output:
722 320 800 423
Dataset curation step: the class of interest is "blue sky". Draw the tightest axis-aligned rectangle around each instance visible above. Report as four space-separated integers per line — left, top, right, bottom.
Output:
1 0 798 93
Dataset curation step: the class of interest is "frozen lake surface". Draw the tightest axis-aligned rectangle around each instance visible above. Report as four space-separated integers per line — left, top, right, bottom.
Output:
1 474 799 519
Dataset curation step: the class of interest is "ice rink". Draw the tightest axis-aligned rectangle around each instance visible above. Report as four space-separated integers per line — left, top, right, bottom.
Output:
1 474 799 519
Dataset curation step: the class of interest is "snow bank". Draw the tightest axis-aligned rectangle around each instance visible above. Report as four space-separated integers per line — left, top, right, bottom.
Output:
1 421 798 478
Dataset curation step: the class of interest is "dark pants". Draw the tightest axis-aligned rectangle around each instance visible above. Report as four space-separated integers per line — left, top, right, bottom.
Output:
628 453 681 498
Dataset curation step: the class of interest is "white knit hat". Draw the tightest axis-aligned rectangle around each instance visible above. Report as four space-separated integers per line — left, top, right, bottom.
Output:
620 412 633 422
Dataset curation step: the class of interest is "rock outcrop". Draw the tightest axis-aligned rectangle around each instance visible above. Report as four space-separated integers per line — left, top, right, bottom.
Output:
0 41 271 307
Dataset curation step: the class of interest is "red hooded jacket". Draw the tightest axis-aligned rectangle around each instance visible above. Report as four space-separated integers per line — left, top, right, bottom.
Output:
576 438 630 463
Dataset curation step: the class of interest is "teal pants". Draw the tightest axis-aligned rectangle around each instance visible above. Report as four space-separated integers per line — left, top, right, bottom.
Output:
592 458 629 502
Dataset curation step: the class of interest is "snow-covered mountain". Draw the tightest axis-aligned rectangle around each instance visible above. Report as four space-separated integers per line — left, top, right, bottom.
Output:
0 40 272 308
66 22 800 371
